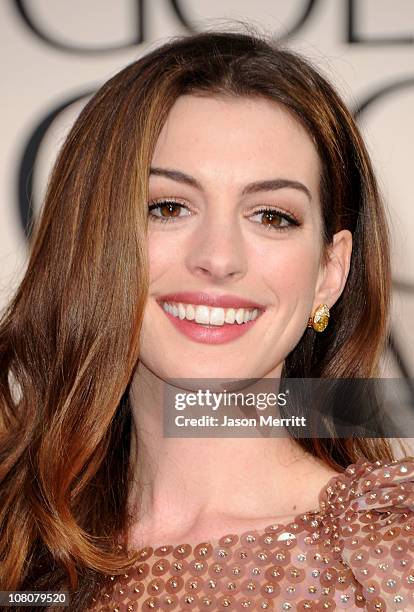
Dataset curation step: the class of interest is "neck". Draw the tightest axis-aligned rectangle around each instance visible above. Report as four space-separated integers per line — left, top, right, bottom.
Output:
126 361 338 547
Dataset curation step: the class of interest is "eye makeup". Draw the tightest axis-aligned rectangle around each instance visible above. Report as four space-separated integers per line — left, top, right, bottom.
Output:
147 199 302 232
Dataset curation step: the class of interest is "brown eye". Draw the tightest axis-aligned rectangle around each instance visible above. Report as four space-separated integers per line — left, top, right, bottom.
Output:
148 200 191 223
249 208 299 231
261 211 284 227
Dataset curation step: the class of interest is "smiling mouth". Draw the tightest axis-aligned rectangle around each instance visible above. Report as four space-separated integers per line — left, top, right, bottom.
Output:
160 301 263 326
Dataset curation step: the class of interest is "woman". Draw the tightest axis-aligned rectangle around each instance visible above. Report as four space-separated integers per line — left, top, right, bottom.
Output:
1 27 413 611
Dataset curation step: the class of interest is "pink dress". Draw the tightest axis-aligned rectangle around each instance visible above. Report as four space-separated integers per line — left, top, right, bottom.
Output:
86 458 414 611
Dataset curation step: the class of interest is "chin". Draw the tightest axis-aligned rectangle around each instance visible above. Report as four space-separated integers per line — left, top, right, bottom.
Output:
165 363 263 386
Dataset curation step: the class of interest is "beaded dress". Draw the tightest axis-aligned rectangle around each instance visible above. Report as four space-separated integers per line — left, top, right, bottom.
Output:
86 458 414 611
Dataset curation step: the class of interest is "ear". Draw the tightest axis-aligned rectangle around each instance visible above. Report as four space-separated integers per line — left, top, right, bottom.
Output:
313 229 353 310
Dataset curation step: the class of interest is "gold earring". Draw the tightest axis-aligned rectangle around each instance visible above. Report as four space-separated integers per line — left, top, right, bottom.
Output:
307 304 330 332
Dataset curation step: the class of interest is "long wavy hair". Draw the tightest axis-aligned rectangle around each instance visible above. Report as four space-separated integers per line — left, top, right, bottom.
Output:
0 27 394 610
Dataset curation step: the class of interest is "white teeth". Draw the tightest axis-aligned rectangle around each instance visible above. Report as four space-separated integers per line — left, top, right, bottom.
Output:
209 307 225 326
186 303 195 320
235 309 244 324
195 305 210 325
178 303 186 320
224 308 236 324
162 301 261 326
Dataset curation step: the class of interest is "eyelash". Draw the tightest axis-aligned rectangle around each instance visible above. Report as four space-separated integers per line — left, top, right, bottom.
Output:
147 199 301 231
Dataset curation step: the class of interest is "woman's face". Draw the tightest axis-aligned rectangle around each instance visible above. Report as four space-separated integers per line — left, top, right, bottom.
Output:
138 95 332 381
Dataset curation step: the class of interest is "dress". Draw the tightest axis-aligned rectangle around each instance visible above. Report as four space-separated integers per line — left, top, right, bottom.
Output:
86 458 414 611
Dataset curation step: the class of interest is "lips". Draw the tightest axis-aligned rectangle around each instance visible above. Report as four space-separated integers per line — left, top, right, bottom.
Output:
156 291 266 311
160 307 263 345
155 291 266 345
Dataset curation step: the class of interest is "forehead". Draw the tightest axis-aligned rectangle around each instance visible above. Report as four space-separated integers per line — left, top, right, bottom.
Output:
151 94 321 196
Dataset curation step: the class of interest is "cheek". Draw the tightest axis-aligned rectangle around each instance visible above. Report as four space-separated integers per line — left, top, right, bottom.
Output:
147 232 182 283
253 237 321 301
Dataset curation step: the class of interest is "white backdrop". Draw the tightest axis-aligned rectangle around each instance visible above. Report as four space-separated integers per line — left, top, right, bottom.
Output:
1 0 414 382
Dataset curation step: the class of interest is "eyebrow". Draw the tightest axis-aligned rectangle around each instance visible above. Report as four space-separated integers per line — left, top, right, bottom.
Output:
149 166 312 202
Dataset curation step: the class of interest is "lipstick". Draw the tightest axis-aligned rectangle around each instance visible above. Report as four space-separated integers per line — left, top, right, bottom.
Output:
156 292 266 345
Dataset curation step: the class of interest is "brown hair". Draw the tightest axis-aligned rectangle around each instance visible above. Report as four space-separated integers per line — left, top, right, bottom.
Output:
0 27 394 609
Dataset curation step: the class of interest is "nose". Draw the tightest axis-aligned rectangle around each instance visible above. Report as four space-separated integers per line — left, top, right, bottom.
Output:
185 210 247 282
